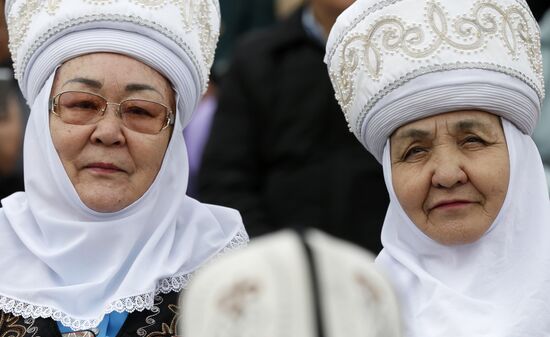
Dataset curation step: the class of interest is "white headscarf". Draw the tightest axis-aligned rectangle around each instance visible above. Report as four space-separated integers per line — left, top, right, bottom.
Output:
0 0 248 331
375 118 550 336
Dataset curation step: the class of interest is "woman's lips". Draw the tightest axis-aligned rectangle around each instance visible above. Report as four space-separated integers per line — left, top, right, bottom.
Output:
85 162 124 173
431 200 474 211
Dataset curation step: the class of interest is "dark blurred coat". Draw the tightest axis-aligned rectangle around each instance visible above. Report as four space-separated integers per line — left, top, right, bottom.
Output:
214 0 275 77
198 9 389 253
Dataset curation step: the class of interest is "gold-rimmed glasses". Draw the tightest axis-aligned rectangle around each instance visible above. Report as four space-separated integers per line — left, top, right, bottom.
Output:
49 91 175 134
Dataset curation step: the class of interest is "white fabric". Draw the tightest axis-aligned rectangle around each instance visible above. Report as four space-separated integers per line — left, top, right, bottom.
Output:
5 0 219 103
24 26 201 129
0 68 248 330
324 0 544 162
182 229 401 337
375 119 550 337
360 69 541 162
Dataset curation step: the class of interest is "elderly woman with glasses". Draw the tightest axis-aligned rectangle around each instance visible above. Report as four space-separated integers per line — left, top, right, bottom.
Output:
0 1 247 336
326 0 550 336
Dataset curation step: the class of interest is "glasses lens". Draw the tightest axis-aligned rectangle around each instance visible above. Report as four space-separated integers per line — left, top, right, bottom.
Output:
57 92 105 125
120 100 167 134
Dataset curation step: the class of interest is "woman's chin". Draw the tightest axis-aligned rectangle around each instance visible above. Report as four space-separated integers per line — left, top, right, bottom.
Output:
83 198 130 213
77 189 134 213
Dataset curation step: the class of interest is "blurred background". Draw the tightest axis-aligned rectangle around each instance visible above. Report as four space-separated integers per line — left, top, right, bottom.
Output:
0 0 26 200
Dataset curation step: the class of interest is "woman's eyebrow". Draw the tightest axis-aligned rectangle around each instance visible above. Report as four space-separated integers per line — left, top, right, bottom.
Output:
453 119 491 133
394 128 431 141
125 83 159 93
125 83 163 98
62 77 102 89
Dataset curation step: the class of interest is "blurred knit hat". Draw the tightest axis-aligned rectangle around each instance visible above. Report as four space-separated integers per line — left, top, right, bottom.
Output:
325 0 544 162
4 0 220 127
181 229 401 337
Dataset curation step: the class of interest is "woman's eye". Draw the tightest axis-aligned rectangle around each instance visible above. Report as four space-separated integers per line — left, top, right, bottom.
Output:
125 107 153 117
462 136 487 145
69 100 99 110
403 146 427 161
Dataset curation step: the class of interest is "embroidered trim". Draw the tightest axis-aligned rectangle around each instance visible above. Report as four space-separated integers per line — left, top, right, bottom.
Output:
330 0 542 113
0 228 249 331
326 0 535 64
136 295 163 337
23 317 40 337
326 0 406 64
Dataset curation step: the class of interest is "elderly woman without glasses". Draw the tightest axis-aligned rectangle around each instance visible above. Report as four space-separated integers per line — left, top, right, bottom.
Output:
326 0 550 336
0 0 247 336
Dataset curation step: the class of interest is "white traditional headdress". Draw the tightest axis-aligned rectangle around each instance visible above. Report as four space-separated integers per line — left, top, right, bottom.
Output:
5 0 220 127
325 0 544 162
182 229 401 337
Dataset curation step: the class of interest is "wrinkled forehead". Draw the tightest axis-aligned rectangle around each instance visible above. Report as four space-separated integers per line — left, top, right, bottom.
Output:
52 53 176 106
390 110 503 141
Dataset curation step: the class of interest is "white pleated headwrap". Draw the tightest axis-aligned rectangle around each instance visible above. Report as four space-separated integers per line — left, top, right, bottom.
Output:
325 0 544 162
0 0 248 331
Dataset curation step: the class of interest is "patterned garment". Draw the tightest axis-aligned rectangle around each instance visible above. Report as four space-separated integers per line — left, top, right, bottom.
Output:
0 292 181 337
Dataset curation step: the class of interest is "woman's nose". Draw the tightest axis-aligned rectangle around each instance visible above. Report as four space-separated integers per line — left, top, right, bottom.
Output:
430 148 468 188
90 105 126 146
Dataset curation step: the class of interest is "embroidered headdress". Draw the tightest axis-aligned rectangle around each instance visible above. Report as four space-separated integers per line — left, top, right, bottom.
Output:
182 229 401 337
325 0 544 162
5 0 220 127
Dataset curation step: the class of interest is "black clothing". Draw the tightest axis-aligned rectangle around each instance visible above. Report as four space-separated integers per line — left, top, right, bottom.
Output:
0 292 180 337
198 9 389 253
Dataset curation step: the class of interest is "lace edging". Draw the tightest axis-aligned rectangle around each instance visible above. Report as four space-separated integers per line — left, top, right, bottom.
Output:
0 227 249 330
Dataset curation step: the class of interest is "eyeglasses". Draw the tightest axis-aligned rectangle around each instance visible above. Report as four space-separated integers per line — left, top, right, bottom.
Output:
49 91 175 134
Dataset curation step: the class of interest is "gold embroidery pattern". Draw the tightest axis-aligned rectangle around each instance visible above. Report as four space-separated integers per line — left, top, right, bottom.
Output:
22 318 39 337
137 295 163 337
144 304 180 337
331 0 542 112
0 312 27 337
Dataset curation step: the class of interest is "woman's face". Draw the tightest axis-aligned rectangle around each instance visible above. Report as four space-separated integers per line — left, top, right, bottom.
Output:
390 110 509 245
50 53 175 213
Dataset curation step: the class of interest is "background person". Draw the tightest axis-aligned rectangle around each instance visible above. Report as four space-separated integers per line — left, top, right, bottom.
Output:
198 0 388 253
0 78 23 199
0 1 25 199
326 0 550 335
0 1 247 336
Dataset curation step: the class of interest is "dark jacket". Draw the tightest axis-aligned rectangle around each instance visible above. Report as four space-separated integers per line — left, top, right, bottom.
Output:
198 9 389 253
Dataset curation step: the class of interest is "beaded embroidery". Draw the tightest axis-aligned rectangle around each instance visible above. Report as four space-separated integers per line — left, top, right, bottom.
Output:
329 0 543 116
